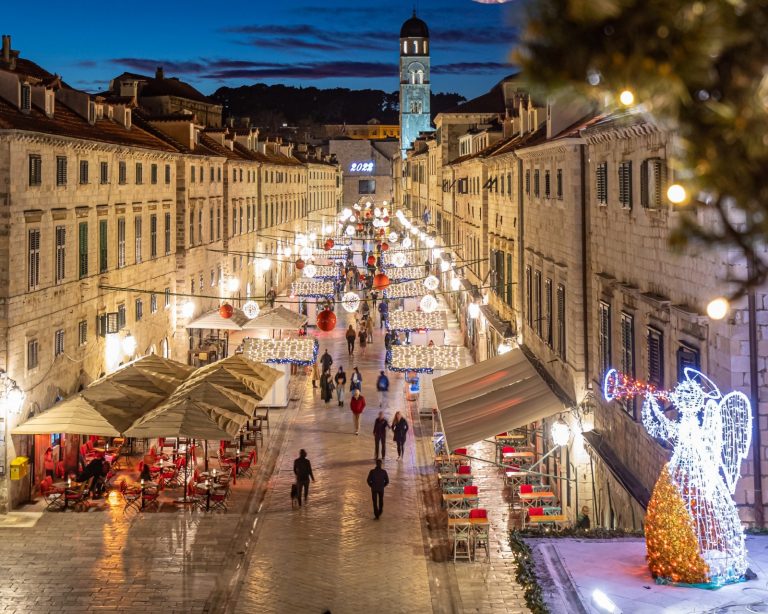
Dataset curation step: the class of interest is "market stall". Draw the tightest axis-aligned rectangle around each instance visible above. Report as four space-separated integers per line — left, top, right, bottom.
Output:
383 280 424 311
387 310 448 345
242 337 319 407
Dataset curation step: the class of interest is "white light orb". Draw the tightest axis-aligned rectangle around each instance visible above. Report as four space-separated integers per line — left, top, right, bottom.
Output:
497 341 513 355
389 231 399 243
309 232 317 242
440 259 451 273
707 297 730 320
365 201 372 207
374 207 382 217
299 246 313 260
342 208 352 218
426 237 436 248
304 264 317 278
420 294 438 313
410 227 419 236
283 246 292 258
342 292 360 313
424 275 439 291
403 220 412 229
396 209 403 219
182 301 195 318
242 300 260 319
392 252 407 268
402 237 412 249
619 89 635 106
296 234 307 247
468 303 480 319
122 334 137 356
432 248 442 260
551 419 571 447
227 277 240 293
345 225 355 237
451 277 461 292
353 203 361 211
4 387 24 413
667 183 687 204
323 224 333 234
260 257 272 271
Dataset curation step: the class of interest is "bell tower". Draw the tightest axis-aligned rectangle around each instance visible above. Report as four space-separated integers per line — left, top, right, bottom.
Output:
399 11 431 158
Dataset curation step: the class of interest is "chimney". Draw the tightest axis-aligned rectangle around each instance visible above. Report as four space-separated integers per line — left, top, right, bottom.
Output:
156 66 164 80
1 36 10 64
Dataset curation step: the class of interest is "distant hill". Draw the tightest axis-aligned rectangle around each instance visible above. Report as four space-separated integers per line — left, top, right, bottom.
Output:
211 84 465 130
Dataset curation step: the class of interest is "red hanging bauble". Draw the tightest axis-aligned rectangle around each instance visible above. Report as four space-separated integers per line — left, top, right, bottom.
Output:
295 258 305 270
316 309 337 332
324 239 334 251
367 255 376 266
373 272 390 290
356 223 364 231
365 210 373 219
219 303 234 319
381 242 389 252
382 216 390 224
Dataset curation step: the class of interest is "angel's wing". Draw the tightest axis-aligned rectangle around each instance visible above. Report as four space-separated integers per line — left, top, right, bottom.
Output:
711 391 752 494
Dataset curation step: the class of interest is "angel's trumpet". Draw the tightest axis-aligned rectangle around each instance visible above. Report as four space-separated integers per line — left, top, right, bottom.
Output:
603 368 671 403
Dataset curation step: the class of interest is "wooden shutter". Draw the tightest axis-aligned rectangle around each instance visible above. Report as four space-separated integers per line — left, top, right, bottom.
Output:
647 328 664 388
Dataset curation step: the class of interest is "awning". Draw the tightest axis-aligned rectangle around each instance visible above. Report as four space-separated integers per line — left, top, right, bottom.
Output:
242 306 307 330
479 304 514 338
433 348 565 450
187 308 251 330
12 396 124 436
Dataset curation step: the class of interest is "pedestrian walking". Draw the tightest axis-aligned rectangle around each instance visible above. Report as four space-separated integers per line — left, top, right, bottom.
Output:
366 459 389 519
424 259 431 276
371 290 379 310
334 366 347 406
373 411 389 460
311 362 320 389
366 316 374 343
350 366 363 392
378 299 389 329
320 349 333 373
346 325 357 356
361 300 370 321
384 330 392 352
266 287 276 308
293 449 315 507
350 389 366 435
376 370 389 407
320 369 334 405
392 411 409 460
358 328 368 356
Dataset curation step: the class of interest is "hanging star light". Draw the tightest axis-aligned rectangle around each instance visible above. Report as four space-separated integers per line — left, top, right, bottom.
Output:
423 275 439 291
341 292 361 313
603 368 752 586
242 300 260 319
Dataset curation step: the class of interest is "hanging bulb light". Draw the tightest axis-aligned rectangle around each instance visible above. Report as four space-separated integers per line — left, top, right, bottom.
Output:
440 259 451 273
707 297 729 320
342 292 361 313
299 246 313 260
345 225 355 236
450 277 461 292
402 237 412 249
182 301 195 318
424 275 439 291
260 257 272 271
389 231 399 243
619 89 635 106
468 303 480 319
304 263 317 278
374 207 382 217
122 334 137 356
420 294 438 313
667 184 687 205
392 252 407 268
497 340 513 355
551 419 571 447
426 237 436 248
242 300 260 319
283 246 292 258
227 277 240 293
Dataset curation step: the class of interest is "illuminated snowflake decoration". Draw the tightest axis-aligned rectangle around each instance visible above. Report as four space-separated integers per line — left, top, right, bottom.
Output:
391 252 407 268
341 292 361 313
419 295 438 313
303 264 317 279
242 300 260 319
423 275 439 291
603 367 752 586
389 231 399 243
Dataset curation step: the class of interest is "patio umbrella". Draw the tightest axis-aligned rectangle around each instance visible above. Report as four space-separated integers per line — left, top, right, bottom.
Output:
170 380 262 417
12 395 123 437
94 362 186 396
124 398 246 440
181 363 282 400
186 307 251 331
243 305 308 330
130 354 196 381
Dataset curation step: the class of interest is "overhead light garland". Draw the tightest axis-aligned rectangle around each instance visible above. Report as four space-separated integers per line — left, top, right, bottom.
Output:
387 309 447 332
386 266 422 282
290 280 335 299
386 345 466 373
243 337 318 366
603 367 752 586
383 281 423 300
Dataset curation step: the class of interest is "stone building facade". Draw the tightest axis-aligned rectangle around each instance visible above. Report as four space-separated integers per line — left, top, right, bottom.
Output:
0 41 340 510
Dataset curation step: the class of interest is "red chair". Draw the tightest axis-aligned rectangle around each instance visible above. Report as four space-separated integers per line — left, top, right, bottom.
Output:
502 446 515 456
55 461 65 478
208 488 228 512
496 432 508 437
41 477 64 511
469 508 487 519
520 484 533 494
458 465 471 475
237 456 253 478
528 506 544 517
453 448 467 456
463 485 478 495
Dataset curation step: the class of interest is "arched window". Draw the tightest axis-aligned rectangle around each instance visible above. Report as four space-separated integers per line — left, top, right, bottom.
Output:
424 41 428 54
413 40 418 53
403 41 407 54
417 70 424 85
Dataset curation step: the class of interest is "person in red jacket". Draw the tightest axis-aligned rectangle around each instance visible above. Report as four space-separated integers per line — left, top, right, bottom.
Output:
350 389 366 435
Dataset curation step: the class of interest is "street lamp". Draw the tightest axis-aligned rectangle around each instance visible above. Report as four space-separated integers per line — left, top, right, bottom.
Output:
0 370 24 514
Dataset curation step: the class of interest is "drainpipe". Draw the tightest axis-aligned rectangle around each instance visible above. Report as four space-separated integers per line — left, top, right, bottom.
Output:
748 257 764 526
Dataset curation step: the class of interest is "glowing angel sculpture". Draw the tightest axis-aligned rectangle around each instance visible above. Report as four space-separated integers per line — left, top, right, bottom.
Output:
604 368 752 586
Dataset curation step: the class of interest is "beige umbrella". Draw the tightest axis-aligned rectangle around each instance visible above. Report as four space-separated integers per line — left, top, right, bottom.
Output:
171 380 263 417
243 305 308 330
124 398 246 440
95 363 182 395
186 308 251 331
182 364 282 399
194 354 283 380
12 395 123 437
131 354 196 381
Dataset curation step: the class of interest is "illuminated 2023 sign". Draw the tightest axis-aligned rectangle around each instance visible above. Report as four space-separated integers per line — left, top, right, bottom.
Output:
349 161 374 173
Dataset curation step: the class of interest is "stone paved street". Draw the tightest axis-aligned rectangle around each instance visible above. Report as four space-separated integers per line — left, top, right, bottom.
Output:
0 292 531 614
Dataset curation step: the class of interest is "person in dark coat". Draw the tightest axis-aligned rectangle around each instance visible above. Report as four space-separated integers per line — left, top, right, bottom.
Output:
373 412 389 460
345 325 357 356
320 349 333 373
350 367 363 392
366 459 389 519
320 369 333 405
392 411 409 460
378 299 389 329
293 449 315 507
358 328 368 356
376 371 389 407
334 366 347 406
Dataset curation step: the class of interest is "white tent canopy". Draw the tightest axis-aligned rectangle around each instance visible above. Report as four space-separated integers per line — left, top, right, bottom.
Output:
187 307 251 330
243 306 308 330
433 348 566 451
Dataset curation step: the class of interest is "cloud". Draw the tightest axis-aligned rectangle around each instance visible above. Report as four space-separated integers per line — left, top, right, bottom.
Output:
433 62 515 74
202 61 396 81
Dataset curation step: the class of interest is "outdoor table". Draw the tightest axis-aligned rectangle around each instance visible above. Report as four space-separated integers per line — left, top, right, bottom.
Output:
518 491 556 508
505 451 535 465
439 472 473 485
195 481 219 511
61 480 82 511
527 514 568 528
495 432 527 443
505 470 530 487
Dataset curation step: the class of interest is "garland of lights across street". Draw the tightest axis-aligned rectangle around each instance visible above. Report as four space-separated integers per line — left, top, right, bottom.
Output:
385 266 423 282
243 338 318 366
383 280 424 300
603 367 752 586
386 345 465 373
290 280 335 299
303 265 340 280
387 310 448 332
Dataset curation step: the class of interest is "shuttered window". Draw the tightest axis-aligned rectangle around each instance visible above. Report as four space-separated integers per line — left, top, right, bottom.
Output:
598 301 611 376
526 266 533 327
640 158 665 209
150 293 157 314
28 229 40 290
117 304 126 330
55 226 66 283
556 169 563 199
117 218 126 268
506 253 513 306
79 160 89 185
54 329 65 357
78 320 87 346
150 163 158 185
118 161 126 184
618 161 633 208
134 217 142 263
99 220 108 273
56 156 67 186
78 222 88 278
135 298 143 322
544 170 551 199
29 155 42 186
150 214 157 258
545 278 553 347
135 163 143 185
596 162 608 205
535 270 543 337
27 339 39 370
677 344 700 382
165 164 171 184
100 161 109 184
647 327 664 389
533 170 540 197
620 312 635 417
525 170 530 195
164 213 172 255
556 284 566 359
